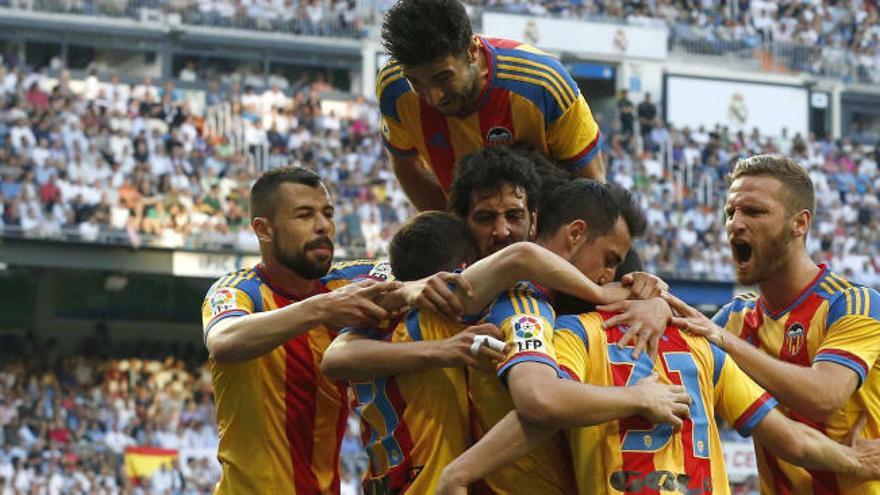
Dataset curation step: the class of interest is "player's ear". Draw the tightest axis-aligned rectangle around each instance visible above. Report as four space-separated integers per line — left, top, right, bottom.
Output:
791 208 811 239
567 219 588 248
528 210 537 240
468 35 481 63
252 217 273 243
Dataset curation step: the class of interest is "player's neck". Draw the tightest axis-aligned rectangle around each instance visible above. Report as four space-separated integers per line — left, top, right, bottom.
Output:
459 45 490 117
758 251 820 313
258 258 319 300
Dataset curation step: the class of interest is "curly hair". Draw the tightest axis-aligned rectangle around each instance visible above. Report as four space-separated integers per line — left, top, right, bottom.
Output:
381 0 473 66
448 147 542 219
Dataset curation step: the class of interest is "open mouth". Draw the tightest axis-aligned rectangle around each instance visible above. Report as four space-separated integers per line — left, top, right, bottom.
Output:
732 240 753 265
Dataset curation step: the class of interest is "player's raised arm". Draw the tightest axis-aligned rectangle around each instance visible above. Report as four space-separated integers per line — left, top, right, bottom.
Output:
206 279 398 363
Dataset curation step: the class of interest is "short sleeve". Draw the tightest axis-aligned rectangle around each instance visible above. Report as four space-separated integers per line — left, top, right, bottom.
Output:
201 286 255 337
553 314 592 382
486 284 559 378
547 95 602 173
815 287 880 387
714 351 778 437
376 63 417 157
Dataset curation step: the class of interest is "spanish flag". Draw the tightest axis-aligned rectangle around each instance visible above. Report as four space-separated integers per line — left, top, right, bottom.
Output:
124 446 179 480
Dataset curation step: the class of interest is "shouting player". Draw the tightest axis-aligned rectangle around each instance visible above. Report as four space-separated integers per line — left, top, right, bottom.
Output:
665 154 880 494
200 167 399 494
377 0 605 211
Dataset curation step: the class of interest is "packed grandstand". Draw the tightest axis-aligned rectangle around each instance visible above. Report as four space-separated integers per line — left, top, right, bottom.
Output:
0 0 879 494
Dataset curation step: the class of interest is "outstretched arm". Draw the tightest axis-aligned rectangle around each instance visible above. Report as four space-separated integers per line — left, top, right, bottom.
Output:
321 323 505 382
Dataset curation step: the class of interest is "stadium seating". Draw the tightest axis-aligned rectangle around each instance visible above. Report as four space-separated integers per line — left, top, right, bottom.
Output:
0 64 877 286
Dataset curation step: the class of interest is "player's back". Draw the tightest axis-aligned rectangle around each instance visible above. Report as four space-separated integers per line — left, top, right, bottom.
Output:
349 309 471 494
554 312 777 495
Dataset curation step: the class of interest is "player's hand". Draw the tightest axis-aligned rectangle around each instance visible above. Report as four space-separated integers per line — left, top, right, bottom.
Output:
632 373 691 430
663 291 726 348
598 298 672 360
434 323 507 372
622 272 669 300
399 272 474 321
316 279 402 330
843 413 880 479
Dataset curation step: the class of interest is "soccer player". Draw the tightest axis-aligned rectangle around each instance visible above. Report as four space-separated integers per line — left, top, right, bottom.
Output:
663 154 880 494
377 0 605 212
322 211 686 495
200 167 399 494
436 313 880 495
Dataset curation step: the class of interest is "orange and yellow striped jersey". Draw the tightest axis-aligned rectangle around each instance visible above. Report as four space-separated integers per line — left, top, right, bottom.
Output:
345 309 469 494
468 281 577 494
201 260 390 495
377 36 602 191
552 312 777 495
713 264 880 495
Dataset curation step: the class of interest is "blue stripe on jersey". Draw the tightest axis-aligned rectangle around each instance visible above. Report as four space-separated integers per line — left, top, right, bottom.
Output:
712 294 757 328
236 275 264 313
494 70 562 126
497 354 562 380
710 343 726 386
555 314 589 350
493 47 579 99
405 310 423 341
379 76 410 123
814 352 868 386
493 57 576 108
322 260 377 284
737 396 778 436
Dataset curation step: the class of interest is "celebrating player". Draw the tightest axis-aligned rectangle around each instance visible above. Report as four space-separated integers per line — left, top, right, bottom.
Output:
200 167 399 494
377 0 605 211
663 154 880 494
322 211 687 494
436 310 880 495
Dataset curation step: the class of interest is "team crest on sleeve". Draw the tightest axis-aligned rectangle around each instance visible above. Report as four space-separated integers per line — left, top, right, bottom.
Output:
785 323 805 355
209 288 236 316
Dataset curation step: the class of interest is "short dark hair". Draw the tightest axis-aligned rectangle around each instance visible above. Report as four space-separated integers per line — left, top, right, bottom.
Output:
381 0 473 66
729 154 815 216
448 147 541 219
389 212 476 281
537 179 646 240
250 167 323 220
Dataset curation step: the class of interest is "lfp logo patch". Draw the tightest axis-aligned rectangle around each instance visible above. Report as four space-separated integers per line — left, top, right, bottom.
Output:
514 316 542 340
210 288 236 316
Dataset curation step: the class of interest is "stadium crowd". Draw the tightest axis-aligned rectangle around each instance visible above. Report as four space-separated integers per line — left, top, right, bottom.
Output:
5 0 880 80
0 329 371 494
0 62 878 289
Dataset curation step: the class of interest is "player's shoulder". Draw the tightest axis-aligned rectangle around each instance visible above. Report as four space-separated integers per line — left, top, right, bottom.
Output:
207 267 260 294
555 312 603 348
820 269 880 322
486 36 580 116
712 291 758 328
376 60 414 122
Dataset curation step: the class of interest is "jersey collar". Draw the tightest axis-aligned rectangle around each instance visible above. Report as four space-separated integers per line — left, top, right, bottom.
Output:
466 35 497 116
254 263 326 302
758 263 827 319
